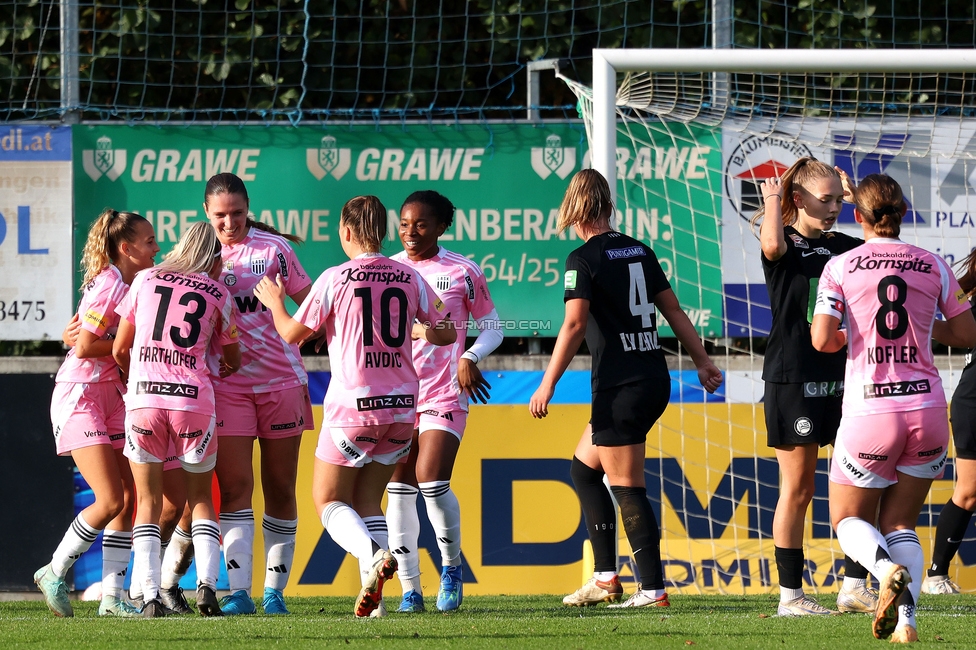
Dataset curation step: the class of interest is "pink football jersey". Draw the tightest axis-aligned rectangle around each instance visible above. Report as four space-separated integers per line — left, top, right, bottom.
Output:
117 268 238 414
815 239 970 416
56 265 129 385
293 253 448 426
391 246 495 411
210 227 311 393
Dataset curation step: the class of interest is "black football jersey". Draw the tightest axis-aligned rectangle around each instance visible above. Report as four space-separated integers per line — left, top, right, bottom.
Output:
564 231 672 391
761 226 862 383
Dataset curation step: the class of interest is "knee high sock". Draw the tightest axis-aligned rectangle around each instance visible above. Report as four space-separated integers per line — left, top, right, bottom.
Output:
101 530 132 599
160 526 194 589
360 516 389 583
835 517 894 580
929 499 974 577
321 501 378 586
387 482 422 593
51 513 100 578
570 457 617 575
886 529 923 630
132 524 162 602
263 515 298 592
191 520 221 590
420 480 461 567
220 509 254 594
609 485 664 591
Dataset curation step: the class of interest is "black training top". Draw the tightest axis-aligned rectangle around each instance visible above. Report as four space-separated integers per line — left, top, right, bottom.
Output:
564 231 672 391
761 225 862 383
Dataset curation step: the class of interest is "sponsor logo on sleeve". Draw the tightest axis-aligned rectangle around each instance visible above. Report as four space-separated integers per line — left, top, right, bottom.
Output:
84 309 109 330
277 252 289 279
434 298 445 312
957 288 969 304
564 270 577 290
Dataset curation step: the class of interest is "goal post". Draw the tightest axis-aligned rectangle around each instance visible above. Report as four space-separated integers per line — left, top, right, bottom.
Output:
560 48 976 594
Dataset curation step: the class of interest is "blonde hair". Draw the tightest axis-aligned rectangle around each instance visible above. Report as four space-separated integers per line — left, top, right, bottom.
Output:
204 172 303 244
157 221 222 276
557 169 614 232
80 208 151 288
853 173 907 239
340 196 386 253
750 156 840 231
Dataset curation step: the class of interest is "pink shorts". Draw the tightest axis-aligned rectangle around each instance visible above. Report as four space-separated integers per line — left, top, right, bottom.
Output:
315 423 414 468
215 385 313 439
417 407 467 440
50 381 126 456
830 407 949 488
124 408 218 474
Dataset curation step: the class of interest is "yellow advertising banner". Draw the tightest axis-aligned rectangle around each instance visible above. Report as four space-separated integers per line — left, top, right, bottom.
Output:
246 402 963 597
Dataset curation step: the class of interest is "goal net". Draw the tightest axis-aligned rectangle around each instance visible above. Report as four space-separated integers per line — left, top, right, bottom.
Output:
560 49 976 594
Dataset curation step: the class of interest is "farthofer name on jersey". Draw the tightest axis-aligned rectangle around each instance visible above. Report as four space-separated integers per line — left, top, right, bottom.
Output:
620 331 659 352
867 345 918 364
365 351 402 368
139 345 198 369
155 272 225 298
339 266 412 286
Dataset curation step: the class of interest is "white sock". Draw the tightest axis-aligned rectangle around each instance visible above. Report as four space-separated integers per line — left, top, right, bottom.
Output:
842 577 866 591
263 515 297 592
51 513 100 578
886 529 922 629
321 501 376 585
160 526 194 589
387 482 422 593
420 480 461 567
101 530 132 599
779 586 804 602
835 517 894 580
220 509 254 593
363 516 389 550
594 571 617 582
132 524 162 602
191 519 221 590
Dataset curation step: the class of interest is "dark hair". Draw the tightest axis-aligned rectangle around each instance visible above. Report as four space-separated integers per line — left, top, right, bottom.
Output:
853 173 907 239
341 196 387 253
401 190 456 228
956 249 976 295
204 172 303 244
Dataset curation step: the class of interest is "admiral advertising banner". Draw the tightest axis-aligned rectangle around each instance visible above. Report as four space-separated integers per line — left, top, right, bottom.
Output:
0 125 73 340
73 124 725 337
722 119 976 338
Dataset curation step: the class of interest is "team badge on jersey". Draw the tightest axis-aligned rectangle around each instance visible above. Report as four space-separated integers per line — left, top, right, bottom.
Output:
224 260 234 271
251 258 267 276
789 233 809 249
432 274 451 291
224 274 237 286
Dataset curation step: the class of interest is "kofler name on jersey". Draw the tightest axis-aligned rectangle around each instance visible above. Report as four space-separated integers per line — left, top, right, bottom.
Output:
867 345 919 365
620 330 660 352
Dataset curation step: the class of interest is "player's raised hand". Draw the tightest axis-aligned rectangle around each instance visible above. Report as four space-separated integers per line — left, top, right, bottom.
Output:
253 273 286 309
760 176 782 203
835 166 857 203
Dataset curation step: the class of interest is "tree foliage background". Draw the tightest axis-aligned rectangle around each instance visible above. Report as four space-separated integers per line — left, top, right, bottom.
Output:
2 0 975 122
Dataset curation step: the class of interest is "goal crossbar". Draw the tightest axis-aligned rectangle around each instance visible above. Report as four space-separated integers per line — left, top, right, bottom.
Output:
591 48 976 205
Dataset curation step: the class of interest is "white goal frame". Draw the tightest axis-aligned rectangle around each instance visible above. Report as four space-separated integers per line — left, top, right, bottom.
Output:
591 48 976 207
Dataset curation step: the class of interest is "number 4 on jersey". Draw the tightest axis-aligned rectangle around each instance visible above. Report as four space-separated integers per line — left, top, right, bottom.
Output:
623 262 660 352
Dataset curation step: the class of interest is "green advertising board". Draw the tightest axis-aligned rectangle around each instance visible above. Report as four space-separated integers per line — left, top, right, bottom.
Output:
73 123 722 337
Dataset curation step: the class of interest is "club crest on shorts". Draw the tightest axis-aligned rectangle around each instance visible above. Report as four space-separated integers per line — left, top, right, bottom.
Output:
793 417 813 436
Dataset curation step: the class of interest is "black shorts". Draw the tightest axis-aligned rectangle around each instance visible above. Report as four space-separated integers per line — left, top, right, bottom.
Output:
764 381 843 448
591 379 670 447
950 367 976 460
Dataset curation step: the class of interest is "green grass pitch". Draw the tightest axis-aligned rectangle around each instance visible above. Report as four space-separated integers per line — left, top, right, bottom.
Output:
3 594 976 649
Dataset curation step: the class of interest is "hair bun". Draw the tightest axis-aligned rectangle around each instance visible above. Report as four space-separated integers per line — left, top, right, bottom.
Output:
872 204 900 219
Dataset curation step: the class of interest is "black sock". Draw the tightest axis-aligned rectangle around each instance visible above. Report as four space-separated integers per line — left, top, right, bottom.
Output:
843 555 869 580
929 499 974 577
570 457 617 573
609 484 663 590
774 547 804 589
